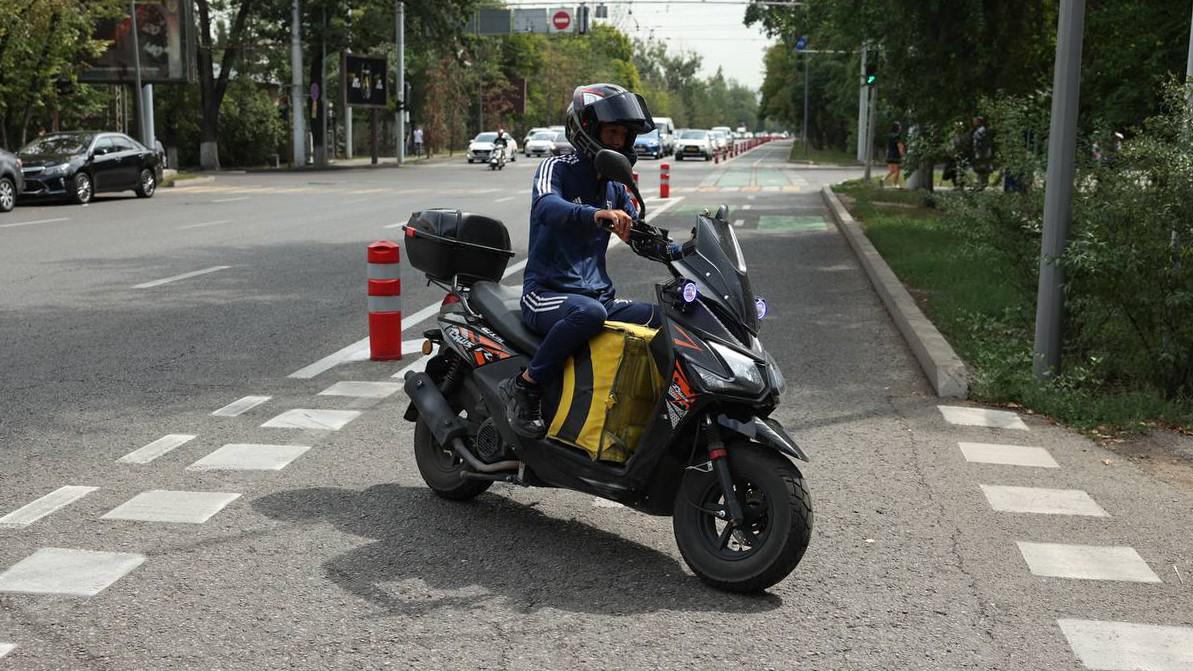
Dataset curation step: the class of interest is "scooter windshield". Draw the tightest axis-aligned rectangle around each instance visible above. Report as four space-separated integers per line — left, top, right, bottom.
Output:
673 213 759 337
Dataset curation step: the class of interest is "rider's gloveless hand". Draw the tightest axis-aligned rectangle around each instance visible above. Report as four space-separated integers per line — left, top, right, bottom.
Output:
594 209 633 242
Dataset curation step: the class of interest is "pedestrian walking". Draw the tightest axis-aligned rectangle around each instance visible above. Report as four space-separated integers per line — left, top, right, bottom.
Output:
971 116 993 191
882 122 906 188
941 120 968 189
413 126 424 159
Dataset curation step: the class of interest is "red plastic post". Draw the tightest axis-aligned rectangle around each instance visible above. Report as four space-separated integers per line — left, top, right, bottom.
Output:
660 163 670 199
367 240 402 361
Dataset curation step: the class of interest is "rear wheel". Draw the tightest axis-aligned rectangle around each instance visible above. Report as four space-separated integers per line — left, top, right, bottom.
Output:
673 442 813 593
135 168 156 198
0 176 15 212
413 417 493 501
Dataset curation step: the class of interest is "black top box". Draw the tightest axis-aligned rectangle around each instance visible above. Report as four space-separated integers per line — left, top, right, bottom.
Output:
403 209 515 286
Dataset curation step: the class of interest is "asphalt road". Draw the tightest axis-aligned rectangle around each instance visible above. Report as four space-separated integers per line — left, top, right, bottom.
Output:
1 141 1191 670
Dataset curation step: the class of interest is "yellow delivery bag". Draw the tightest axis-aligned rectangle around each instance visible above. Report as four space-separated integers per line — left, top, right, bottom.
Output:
546 321 664 463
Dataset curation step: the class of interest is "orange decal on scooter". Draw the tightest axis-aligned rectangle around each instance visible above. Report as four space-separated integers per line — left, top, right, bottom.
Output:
672 324 702 351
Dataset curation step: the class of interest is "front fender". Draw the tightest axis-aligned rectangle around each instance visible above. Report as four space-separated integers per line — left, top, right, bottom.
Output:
715 414 809 462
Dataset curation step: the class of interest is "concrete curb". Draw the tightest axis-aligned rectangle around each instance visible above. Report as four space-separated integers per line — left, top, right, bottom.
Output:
167 175 215 188
821 185 968 398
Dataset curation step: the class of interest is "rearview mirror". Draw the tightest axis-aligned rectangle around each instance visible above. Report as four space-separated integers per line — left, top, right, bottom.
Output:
594 149 633 185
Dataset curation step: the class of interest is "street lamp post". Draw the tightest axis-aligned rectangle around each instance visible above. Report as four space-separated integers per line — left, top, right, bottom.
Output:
1032 0 1087 380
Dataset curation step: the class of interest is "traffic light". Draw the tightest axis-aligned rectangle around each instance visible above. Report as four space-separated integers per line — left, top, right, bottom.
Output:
864 63 877 87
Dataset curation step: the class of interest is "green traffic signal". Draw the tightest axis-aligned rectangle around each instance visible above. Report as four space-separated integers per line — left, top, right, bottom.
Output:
865 63 877 87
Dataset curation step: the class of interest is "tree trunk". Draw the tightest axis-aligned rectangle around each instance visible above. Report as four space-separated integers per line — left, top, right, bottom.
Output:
195 0 256 171
309 39 324 164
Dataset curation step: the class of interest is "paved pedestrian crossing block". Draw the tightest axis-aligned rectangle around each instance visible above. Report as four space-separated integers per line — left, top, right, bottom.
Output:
117 434 196 464
938 405 1029 430
0 548 145 596
1017 542 1161 583
959 442 1059 468
317 381 401 399
100 490 241 524
0 643 14 658
980 485 1109 517
187 443 311 471
1059 619 1193 671
260 409 361 430
592 497 625 509
0 486 99 528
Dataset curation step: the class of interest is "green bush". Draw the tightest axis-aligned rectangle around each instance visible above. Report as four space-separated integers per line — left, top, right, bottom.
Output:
216 80 286 167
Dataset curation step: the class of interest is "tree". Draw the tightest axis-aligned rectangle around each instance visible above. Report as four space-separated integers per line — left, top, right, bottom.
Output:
0 0 122 149
195 0 260 170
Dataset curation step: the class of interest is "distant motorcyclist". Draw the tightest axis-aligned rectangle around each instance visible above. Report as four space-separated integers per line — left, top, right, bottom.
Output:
492 127 510 163
498 84 670 438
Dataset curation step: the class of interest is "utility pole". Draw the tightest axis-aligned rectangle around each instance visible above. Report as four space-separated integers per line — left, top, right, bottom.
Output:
317 6 328 166
130 1 147 145
863 84 877 182
1187 1 1193 81
857 46 867 162
1032 0 1086 379
291 0 306 166
396 1 406 164
801 53 810 150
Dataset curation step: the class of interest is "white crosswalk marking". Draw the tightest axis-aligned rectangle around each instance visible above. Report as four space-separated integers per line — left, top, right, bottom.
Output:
938 405 1029 430
980 485 1108 517
1059 619 1193 671
1017 542 1160 583
0 548 145 597
959 442 1058 468
318 381 401 398
117 434 196 464
212 396 271 417
0 486 99 528
0 643 13 659
187 443 311 471
101 490 241 524
261 409 361 430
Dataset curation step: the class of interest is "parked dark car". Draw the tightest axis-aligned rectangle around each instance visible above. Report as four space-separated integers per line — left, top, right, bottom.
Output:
0 148 22 213
18 131 161 205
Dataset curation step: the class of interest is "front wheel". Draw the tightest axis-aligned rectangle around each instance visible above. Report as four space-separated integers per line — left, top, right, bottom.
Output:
70 172 93 204
672 442 812 593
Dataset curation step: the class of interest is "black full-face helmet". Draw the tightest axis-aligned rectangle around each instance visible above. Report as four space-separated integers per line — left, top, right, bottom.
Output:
564 83 655 166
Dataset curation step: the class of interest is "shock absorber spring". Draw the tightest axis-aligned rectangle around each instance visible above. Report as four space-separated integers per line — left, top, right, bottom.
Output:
439 354 466 395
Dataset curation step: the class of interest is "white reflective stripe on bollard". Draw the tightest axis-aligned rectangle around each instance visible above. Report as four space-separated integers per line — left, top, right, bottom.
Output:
367 263 400 279
368 296 402 312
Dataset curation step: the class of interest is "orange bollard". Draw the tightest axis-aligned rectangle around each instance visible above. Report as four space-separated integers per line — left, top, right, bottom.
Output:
714 150 720 164
660 163 670 199
367 240 402 361
631 170 641 211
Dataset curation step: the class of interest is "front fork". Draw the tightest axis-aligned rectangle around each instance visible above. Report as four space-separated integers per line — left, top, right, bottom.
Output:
704 418 746 527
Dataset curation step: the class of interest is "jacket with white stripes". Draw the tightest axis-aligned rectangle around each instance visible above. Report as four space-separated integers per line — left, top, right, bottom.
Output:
523 153 639 303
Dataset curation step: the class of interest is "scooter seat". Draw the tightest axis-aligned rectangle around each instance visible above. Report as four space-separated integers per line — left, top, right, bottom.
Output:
469 281 543 354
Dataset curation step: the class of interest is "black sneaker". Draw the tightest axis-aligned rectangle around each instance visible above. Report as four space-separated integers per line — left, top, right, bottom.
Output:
498 375 546 439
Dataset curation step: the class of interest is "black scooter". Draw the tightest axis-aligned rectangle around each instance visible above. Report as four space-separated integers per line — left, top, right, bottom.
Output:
401 149 812 592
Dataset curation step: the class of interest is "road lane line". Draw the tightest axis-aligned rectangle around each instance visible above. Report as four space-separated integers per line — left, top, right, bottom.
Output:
1016 542 1160 582
0 548 145 596
0 217 70 229
117 434 197 464
211 196 250 203
495 196 516 203
177 220 230 230
733 219 744 228
1059 619 1193 670
212 396 271 417
134 265 230 289
382 222 404 229
0 643 13 658
0 486 99 528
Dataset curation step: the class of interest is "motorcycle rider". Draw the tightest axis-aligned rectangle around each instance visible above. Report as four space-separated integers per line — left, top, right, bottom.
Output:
492 127 510 164
498 83 672 438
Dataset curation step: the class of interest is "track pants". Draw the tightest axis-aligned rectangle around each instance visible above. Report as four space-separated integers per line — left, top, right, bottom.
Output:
521 290 660 384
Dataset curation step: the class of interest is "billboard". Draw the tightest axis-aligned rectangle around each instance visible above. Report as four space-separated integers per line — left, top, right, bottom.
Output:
343 53 389 108
513 8 547 34
82 0 195 84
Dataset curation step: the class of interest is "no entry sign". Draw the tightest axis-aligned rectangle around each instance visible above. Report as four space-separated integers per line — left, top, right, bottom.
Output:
549 7 573 32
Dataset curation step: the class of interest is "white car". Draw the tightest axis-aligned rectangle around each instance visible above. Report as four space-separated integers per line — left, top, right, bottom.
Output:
709 130 728 154
675 129 713 161
524 131 561 158
522 127 549 153
467 132 518 163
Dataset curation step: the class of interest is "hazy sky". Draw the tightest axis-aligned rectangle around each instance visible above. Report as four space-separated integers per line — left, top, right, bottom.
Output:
504 1 777 91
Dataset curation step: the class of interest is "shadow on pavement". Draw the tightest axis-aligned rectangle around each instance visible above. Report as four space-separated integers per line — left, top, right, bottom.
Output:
252 484 783 617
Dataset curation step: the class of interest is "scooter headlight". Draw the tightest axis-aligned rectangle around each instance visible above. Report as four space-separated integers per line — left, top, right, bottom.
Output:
692 341 765 394
763 349 786 396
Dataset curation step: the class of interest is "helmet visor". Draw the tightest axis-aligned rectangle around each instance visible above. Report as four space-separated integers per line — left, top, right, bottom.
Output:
590 93 655 133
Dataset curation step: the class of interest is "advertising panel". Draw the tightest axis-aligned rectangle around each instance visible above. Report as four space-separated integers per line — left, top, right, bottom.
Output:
343 53 390 109
82 0 194 84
